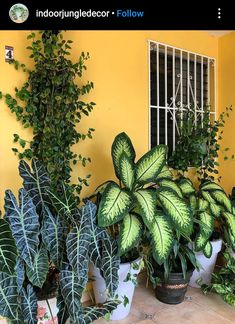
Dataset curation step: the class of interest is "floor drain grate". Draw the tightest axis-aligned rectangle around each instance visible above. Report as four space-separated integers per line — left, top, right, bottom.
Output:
185 295 193 301
144 313 155 319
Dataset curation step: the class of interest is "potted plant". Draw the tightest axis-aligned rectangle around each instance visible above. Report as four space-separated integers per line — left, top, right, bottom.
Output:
0 159 119 323
178 178 235 287
150 239 199 304
200 251 235 306
168 106 233 182
92 132 196 315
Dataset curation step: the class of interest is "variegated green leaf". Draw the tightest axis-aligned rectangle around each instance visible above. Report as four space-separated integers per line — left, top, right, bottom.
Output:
157 188 192 233
159 179 183 197
111 132 136 179
26 245 48 288
201 191 216 204
195 233 208 251
135 145 167 185
199 212 213 236
210 203 221 218
203 241 212 258
4 189 39 269
101 236 120 298
178 178 195 196
227 228 235 251
201 182 223 191
150 214 173 265
198 199 209 212
189 195 197 212
210 190 232 212
98 182 132 227
134 189 156 228
20 284 37 324
155 165 172 181
118 214 142 255
224 212 235 237
16 258 25 291
0 219 17 275
41 206 65 269
119 153 135 190
0 272 18 319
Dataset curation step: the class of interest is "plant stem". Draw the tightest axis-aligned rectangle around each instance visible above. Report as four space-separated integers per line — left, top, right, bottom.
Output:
46 298 55 324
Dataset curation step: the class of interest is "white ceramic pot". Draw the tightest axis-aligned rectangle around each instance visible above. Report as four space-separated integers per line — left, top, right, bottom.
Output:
90 257 142 320
189 239 222 288
37 297 58 323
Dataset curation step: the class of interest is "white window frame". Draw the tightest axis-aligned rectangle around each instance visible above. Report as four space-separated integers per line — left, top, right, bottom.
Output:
148 40 216 150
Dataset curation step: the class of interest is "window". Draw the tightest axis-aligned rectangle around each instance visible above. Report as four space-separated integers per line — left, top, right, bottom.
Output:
149 41 216 156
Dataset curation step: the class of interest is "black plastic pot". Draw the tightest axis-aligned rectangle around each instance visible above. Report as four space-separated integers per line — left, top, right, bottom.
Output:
155 269 194 304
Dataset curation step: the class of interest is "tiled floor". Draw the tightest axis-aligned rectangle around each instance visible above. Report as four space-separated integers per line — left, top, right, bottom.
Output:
95 282 235 324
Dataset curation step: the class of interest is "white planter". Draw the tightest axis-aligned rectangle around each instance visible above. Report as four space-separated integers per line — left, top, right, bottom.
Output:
90 257 142 320
37 297 58 323
189 239 222 288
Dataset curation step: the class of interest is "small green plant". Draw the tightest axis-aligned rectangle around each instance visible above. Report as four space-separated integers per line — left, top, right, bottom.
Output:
200 252 235 306
168 106 233 182
0 30 95 200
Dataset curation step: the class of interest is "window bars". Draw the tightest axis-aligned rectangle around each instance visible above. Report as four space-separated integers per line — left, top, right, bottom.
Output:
149 40 216 155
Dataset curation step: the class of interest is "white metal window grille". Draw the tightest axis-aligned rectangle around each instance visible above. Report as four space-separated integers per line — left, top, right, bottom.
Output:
149 40 216 156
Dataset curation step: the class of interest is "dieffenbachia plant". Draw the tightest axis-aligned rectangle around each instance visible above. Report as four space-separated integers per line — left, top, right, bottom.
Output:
97 132 193 265
178 179 235 258
0 159 119 323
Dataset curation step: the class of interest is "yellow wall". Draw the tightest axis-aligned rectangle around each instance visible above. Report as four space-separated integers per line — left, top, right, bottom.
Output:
218 32 235 193
0 31 219 209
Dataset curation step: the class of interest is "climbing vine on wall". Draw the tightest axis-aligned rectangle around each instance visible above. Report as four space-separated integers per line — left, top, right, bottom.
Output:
0 31 95 200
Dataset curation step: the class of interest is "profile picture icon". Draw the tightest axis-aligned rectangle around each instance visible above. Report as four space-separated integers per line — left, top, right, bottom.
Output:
9 3 29 23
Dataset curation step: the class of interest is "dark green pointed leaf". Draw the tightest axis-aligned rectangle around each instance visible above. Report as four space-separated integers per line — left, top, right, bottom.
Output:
111 132 136 179
118 213 142 256
41 206 65 268
73 301 120 324
4 189 39 269
136 145 167 185
157 188 192 233
48 183 78 221
150 214 173 265
134 189 156 228
16 258 25 291
0 219 17 275
101 236 120 298
57 288 69 324
119 153 135 190
0 272 18 319
26 245 48 288
20 284 37 324
98 181 132 227
60 262 87 316
19 159 50 213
